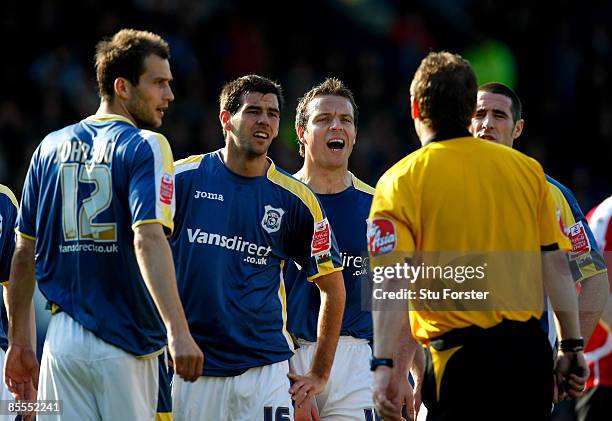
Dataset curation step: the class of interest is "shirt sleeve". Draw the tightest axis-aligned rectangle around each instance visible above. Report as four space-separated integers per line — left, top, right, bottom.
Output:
288 194 343 282
128 132 175 235
0 188 18 284
368 171 416 257
16 147 41 240
539 173 571 251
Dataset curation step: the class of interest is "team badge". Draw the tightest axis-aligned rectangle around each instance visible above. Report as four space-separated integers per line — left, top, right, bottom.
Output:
261 205 285 234
367 218 396 256
160 172 174 205
311 218 331 256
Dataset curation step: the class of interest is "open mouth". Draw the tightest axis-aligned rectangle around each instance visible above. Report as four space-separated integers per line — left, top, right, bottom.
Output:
478 133 495 140
253 131 269 139
327 139 345 150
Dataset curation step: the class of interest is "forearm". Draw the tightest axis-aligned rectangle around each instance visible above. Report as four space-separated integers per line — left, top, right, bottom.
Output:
7 239 36 346
392 317 417 378
578 272 610 341
598 297 612 331
311 271 345 380
542 250 581 339
134 224 190 336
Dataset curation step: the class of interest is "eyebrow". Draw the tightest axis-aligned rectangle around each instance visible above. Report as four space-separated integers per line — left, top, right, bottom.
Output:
476 107 509 117
313 112 353 119
244 105 280 114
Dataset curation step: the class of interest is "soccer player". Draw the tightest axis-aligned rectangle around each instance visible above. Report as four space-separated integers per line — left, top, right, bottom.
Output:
369 51 585 420
470 82 609 349
169 74 346 421
5 29 203 420
284 78 377 420
576 199 612 421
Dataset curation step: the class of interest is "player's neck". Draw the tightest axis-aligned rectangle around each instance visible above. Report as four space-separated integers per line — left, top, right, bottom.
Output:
296 164 351 194
220 146 270 177
97 101 138 127
415 119 436 146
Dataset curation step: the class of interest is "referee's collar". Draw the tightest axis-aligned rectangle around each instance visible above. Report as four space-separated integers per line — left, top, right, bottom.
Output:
427 127 472 143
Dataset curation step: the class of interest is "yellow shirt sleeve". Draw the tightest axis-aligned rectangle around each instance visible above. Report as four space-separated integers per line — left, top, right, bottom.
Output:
539 174 571 250
368 171 415 256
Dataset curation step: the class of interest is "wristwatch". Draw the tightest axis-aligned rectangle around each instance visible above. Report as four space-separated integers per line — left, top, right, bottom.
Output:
370 357 394 371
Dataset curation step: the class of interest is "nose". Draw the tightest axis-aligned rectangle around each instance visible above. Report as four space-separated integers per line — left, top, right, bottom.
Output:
330 116 342 130
481 114 494 130
256 113 270 126
165 85 175 102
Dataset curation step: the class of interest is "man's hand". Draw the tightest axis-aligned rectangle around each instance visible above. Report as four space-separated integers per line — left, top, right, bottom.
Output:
4 344 39 400
288 372 326 407
167 332 204 383
294 395 320 421
396 373 415 421
373 366 403 421
555 350 589 400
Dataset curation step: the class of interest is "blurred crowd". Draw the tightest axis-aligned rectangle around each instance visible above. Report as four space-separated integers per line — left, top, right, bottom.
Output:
1 0 611 208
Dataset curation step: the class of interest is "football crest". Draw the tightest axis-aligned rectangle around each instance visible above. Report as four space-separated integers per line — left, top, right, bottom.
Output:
261 205 285 234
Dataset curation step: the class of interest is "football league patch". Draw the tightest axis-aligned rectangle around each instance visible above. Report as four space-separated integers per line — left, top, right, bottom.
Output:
567 221 591 260
160 172 174 205
311 218 331 257
367 218 396 256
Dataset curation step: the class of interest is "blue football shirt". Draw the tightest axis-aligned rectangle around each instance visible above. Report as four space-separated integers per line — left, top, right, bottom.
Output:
17 114 175 356
285 174 374 342
170 151 343 376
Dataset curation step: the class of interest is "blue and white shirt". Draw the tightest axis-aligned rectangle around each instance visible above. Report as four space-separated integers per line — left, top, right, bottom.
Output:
285 174 374 343
17 114 175 357
170 151 343 376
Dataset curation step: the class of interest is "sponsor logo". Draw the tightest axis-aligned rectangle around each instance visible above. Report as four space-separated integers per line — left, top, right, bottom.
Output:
261 205 285 234
160 172 174 205
311 218 331 257
186 228 272 265
567 221 591 259
194 191 224 201
367 218 396 256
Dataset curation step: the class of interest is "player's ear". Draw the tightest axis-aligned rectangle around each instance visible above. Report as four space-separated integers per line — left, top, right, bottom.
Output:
219 110 232 132
296 125 306 143
513 118 524 140
411 97 421 120
114 78 131 100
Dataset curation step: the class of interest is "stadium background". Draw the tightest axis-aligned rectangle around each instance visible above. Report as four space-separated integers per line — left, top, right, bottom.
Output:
1 0 612 359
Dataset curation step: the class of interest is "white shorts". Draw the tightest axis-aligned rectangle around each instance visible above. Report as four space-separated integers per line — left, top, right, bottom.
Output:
291 336 374 421
38 312 171 421
172 360 293 421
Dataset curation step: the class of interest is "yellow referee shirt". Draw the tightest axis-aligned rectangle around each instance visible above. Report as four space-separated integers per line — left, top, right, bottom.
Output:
369 135 569 343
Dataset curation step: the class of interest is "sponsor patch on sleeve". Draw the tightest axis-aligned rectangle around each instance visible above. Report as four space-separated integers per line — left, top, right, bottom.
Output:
311 218 331 257
567 221 592 260
367 218 396 256
160 172 174 205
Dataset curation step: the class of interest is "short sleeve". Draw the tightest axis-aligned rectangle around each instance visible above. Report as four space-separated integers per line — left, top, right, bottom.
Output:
16 148 40 241
0 187 18 283
129 132 175 235
539 177 571 251
368 172 416 257
288 193 343 282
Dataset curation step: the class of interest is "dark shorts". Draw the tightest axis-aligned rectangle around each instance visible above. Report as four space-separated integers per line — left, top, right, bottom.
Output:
422 318 553 421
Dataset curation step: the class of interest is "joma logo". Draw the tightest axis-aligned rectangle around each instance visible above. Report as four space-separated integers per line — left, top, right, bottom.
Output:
194 191 224 201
